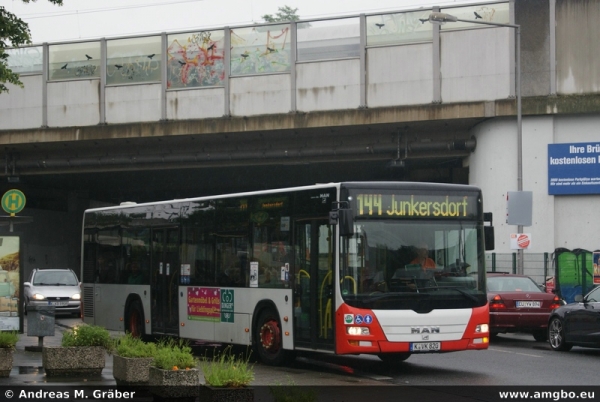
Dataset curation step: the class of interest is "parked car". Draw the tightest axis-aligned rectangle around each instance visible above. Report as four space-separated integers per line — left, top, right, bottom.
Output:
23 268 81 317
548 285 600 351
487 273 563 341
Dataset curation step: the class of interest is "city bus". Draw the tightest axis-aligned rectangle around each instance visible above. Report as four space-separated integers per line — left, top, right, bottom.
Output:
80 181 494 365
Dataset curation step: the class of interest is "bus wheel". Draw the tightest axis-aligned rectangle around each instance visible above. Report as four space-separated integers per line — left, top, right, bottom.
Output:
378 353 411 366
126 300 145 339
254 308 290 366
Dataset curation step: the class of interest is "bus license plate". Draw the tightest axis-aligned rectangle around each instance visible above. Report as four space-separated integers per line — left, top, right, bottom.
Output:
516 301 540 308
49 301 68 306
410 342 441 352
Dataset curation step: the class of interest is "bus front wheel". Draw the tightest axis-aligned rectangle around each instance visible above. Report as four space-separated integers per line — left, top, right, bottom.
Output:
254 308 292 366
126 300 146 339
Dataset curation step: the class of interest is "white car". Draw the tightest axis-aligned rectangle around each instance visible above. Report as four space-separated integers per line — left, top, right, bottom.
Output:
23 268 81 317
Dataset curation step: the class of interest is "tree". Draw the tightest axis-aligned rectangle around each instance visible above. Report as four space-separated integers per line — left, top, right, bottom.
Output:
0 0 63 93
262 6 300 23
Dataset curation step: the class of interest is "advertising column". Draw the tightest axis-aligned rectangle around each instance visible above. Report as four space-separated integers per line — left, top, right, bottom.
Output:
0 236 20 331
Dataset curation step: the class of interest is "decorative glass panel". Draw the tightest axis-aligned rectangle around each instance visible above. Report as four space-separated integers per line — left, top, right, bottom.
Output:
366 11 433 46
106 36 161 85
441 2 510 30
6 46 43 74
49 42 101 80
230 24 291 76
167 30 225 89
297 18 360 61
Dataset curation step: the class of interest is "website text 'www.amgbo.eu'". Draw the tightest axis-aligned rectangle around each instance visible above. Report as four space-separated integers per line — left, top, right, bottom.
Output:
499 390 595 401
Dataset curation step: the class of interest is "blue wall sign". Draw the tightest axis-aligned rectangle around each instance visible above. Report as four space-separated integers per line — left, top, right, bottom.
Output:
548 142 600 195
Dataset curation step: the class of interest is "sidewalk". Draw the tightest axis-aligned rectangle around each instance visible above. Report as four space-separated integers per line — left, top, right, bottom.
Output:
4 319 390 389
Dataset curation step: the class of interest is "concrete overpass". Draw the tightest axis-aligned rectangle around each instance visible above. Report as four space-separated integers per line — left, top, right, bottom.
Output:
1 0 600 273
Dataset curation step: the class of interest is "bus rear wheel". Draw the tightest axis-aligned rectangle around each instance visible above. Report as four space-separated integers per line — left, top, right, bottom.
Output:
254 308 292 366
126 300 145 339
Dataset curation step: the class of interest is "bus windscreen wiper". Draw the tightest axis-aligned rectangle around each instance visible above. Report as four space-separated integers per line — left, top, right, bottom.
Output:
439 286 479 303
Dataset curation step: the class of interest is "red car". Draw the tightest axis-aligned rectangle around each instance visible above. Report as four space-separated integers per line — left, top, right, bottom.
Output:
487 273 563 341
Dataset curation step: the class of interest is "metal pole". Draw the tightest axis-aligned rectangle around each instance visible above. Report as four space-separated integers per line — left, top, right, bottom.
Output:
516 26 524 274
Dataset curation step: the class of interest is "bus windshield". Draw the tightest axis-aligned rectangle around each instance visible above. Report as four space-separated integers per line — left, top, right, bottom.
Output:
339 219 486 310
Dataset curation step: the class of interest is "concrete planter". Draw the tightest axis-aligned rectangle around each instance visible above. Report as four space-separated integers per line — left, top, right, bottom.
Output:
198 385 254 402
148 366 200 400
113 355 154 385
0 348 14 377
42 346 105 377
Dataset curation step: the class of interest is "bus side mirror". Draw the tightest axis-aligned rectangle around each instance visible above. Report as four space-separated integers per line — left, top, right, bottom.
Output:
484 226 495 251
483 212 495 251
329 208 354 237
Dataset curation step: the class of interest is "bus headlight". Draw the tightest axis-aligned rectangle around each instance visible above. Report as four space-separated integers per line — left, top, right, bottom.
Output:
475 324 489 333
346 327 370 336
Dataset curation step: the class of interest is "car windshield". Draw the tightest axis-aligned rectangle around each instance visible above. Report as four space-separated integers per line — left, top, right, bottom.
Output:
487 276 541 292
33 271 78 286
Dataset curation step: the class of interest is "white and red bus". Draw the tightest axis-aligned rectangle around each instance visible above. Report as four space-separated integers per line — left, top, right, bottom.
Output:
81 182 493 365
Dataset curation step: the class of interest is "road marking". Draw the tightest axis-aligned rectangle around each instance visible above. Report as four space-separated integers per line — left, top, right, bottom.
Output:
488 347 542 358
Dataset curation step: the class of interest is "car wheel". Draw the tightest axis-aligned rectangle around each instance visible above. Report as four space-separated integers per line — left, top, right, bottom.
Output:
378 353 411 366
253 308 294 366
548 317 572 351
532 330 547 342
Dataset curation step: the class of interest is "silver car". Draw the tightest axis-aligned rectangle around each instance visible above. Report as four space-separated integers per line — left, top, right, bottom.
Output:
24 268 81 317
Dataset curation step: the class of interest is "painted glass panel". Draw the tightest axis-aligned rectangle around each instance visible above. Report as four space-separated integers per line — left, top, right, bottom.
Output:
167 30 225 89
6 46 43 75
366 11 433 46
230 24 291 76
441 2 510 30
106 36 161 85
297 18 360 61
49 42 101 80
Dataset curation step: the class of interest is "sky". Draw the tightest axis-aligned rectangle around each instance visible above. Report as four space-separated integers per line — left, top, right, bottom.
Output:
4 0 475 44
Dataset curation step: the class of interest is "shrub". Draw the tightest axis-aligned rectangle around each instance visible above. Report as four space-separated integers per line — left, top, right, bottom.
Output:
152 338 197 370
61 324 113 351
200 346 254 388
0 331 19 349
115 333 156 358
270 377 316 402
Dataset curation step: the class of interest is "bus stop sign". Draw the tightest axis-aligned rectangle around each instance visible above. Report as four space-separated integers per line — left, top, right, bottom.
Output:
2 189 26 215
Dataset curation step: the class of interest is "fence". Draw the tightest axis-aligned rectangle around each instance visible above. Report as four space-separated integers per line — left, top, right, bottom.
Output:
485 252 554 286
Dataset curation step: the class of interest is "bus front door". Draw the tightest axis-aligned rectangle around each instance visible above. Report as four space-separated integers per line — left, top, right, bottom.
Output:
151 227 180 335
294 219 334 351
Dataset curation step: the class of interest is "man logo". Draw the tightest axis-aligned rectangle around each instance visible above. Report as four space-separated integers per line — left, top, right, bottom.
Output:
411 326 440 334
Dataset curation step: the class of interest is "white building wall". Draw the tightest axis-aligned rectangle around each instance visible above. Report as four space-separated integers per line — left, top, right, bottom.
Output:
471 115 600 255
47 80 100 127
296 59 360 112
366 44 433 107
166 88 225 120
230 74 291 116
0 75 43 129
441 27 512 103
105 84 161 124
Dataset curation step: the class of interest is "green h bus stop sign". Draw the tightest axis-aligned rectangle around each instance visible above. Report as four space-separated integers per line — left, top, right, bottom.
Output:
2 189 26 215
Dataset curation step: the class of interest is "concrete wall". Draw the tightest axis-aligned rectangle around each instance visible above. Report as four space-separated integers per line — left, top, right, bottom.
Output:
105 84 161 124
166 88 225 120
48 80 100 127
231 74 291 116
0 76 43 129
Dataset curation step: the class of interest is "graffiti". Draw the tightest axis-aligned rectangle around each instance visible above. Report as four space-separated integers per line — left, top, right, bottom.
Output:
167 30 225 88
75 65 98 77
6 47 43 74
106 55 160 84
366 11 431 43
230 26 291 76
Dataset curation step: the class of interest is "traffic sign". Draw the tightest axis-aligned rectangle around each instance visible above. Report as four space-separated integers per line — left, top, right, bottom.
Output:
2 189 26 215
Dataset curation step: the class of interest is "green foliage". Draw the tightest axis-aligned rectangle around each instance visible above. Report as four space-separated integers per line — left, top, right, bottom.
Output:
270 377 317 402
0 331 19 349
0 1 63 93
115 333 156 358
200 346 254 388
152 338 197 370
61 324 112 351
262 6 300 23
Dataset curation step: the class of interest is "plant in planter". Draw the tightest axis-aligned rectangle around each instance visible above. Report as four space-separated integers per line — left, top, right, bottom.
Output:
148 338 200 400
0 331 19 378
199 346 255 402
113 332 157 385
42 324 113 377
270 376 316 402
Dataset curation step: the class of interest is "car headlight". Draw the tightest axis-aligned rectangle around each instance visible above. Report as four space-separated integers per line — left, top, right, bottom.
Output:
32 293 45 300
72 293 81 300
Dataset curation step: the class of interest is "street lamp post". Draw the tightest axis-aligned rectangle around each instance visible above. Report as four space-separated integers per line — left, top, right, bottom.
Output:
429 12 524 273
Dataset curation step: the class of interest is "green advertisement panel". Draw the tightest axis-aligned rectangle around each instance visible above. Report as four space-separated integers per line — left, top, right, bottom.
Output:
555 248 596 303
0 236 20 331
